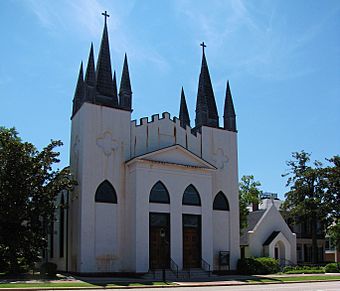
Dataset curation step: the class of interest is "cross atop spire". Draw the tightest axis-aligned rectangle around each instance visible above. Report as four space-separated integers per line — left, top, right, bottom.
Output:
102 10 110 24
200 42 206 54
195 42 219 129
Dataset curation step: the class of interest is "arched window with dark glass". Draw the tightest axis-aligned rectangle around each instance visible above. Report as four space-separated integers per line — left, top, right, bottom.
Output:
149 181 170 204
95 180 117 203
59 194 65 258
213 191 230 211
182 184 201 206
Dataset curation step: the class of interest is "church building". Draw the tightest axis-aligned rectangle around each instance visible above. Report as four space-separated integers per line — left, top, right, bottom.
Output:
50 12 240 274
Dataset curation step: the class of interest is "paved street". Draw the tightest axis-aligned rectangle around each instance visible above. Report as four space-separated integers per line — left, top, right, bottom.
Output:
86 281 340 291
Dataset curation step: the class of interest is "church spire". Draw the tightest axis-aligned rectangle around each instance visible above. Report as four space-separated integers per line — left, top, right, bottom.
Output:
95 12 118 106
179 87 190 128
72 62 84 117
85 43 96 87
113 70 118 101
119 53 132 111
195 42 219 129
223 81 237 132
84 43 96 103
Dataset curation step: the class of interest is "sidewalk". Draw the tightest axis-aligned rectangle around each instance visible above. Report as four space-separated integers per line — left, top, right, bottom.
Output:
0 273 340 290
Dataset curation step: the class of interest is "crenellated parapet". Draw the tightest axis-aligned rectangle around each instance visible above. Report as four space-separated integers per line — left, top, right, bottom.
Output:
130 112 201 158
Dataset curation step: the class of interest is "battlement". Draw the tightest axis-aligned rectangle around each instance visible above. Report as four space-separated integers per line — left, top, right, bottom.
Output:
130 112 201 158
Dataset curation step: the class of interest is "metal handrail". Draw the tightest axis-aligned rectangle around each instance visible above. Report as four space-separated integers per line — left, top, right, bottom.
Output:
149 267 156 279
170 258 179 278
201 258 211 276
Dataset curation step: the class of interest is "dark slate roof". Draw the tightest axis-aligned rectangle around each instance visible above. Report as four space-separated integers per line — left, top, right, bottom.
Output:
223 80 237 132
112 70 118 101
263 231 280 246
72 62 84 117
240 210 266 245
179 87 190 128
119 54 132 111
85 43 96 87
95 22 118 105
195 50 219 128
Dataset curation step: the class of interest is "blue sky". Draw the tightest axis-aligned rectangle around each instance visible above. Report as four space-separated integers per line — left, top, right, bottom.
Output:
1 0 339 198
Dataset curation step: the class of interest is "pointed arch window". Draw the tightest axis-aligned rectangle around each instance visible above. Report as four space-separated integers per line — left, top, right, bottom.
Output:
95 180 117 203
149 181 170 204
182 184 201 206
213 191 229 211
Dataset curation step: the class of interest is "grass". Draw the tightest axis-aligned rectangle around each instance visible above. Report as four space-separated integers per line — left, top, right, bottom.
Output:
284 269 325 274
0 281 175 288
1 275 340 288
246 275 340 283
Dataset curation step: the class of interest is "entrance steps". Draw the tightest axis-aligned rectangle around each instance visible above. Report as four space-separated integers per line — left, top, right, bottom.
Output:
143 268 214 281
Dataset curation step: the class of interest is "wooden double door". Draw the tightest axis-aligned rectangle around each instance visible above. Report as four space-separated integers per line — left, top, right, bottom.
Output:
149 213 170 269
183 214 201 268
149 213 202 269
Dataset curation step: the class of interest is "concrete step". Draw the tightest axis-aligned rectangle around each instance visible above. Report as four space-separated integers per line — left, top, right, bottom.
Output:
143 268 213 281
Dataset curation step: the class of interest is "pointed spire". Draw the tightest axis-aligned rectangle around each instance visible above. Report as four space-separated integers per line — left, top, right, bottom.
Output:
113 70 118 101
72 62 84 117
179 87 190 128
195 43 219 128
85 43 96 87
119 53 132 111
223 81 237 132
95 20 118 106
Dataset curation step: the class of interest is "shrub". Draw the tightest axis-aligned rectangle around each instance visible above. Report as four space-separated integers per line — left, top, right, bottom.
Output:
256 257 280 274
283 266 294 272
285 269 325 274
325 263 340 273
283 265 325 274
237 257 279 275
237 258 261 275
40 262 57 278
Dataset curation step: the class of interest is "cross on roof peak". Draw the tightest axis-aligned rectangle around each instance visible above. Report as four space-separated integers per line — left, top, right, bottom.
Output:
200 42 207 53
102 10 110 24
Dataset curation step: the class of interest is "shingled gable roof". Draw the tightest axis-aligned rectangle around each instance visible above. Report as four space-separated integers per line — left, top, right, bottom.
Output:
126 144 216 170
263 231 281 246
240 210 266 245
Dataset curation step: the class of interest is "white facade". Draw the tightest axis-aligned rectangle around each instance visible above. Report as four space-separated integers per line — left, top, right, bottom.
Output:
48 18 240 274
57 103 240 273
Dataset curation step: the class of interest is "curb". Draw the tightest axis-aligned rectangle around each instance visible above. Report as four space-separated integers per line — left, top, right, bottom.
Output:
1 279 340 290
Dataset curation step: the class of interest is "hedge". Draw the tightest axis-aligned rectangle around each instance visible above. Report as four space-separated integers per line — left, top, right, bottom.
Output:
237 257 279 275
40 262 57 278
325 263 340 273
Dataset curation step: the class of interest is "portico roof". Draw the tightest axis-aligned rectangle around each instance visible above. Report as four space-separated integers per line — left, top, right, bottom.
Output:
126 144 217 170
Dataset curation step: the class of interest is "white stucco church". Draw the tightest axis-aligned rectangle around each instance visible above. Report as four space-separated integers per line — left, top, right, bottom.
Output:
49 12 240 274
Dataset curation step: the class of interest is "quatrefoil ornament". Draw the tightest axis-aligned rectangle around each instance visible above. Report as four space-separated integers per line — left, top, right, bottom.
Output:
96 132 119 156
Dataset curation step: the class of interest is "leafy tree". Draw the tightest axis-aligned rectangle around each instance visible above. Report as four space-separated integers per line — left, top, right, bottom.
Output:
328 221 340 250
325 156 340 251
282 151 339 264
0 127 75 273
239 175 262 233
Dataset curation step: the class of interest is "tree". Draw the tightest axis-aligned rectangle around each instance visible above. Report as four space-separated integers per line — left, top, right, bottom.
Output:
282 151 339 264
325 156 340 252
239 175 262 233
0 127 75 273
328 221 340 251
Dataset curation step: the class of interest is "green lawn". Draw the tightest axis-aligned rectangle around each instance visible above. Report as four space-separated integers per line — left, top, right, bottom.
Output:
1 275 340 288
0 281 175 288
246 275 340 283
